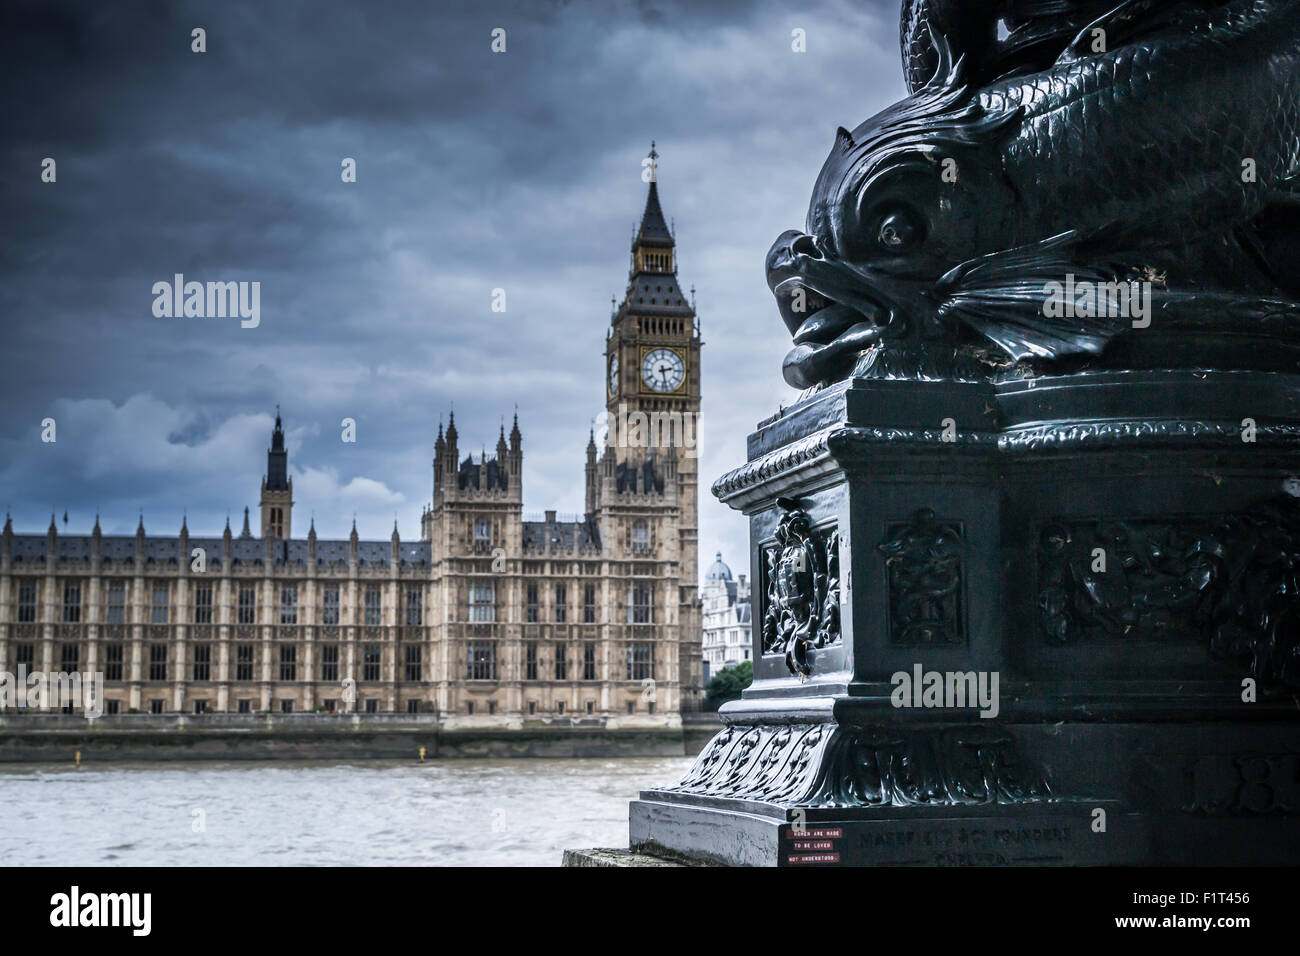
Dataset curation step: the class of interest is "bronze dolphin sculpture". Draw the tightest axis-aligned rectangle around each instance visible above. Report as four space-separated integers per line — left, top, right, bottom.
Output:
769 0 1300 388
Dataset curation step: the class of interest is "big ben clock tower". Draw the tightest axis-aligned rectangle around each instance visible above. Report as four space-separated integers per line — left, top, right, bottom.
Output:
606 143 701 443
603 142 703 710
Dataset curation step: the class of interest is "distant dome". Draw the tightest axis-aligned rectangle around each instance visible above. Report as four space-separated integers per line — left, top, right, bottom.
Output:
705 551 733 581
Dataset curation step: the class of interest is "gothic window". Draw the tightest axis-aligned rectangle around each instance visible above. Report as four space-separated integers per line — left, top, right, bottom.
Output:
60 642 79 672
320 645 339 682
631 520 649 553
280 585 298 625
555 584 567 623
321 586 339 625
149 644 167 681
554 644 567 680
193 584 213 624
583 642 596 681
525 642 538 680
62 582 81 623
151 584 169 624
404 645 422 681
15 643 34 667
17 579 36 623
279 645 297 681
104 644 123 681
364 585 382 626
405 588 423 627
583 584 597 623
628 585 654 624
192 644 211 681
467 642 496 680
236 645 254 681
469 582 495 623
626 643 654 681
525 583 539 623
363 645 381 681
474 518 491 546
238 585 257 625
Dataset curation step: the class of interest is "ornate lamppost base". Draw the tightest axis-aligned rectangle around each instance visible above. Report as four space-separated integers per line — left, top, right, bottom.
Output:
633 370 1300 866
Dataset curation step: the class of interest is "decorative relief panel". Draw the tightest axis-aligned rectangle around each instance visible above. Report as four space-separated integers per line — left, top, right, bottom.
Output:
878 509 965 647
760 497 841 677
1038 492 1300 688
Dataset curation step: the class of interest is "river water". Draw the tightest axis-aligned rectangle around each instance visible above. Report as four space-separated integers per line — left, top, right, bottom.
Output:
0 756 694 866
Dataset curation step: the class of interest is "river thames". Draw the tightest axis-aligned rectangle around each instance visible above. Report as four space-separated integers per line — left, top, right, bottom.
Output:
0 756 694 866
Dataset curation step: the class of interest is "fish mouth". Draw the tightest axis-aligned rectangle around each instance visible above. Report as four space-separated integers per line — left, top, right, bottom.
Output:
766 229 895 340
766 229 911 387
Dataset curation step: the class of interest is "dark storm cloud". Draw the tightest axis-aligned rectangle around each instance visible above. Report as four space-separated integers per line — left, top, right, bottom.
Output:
0 0 904 569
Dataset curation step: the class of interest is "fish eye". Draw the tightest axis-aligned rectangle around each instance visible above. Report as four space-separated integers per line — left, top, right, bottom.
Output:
877 209 923 251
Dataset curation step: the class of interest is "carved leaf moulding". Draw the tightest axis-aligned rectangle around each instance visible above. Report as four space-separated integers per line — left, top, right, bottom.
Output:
666 724 1054 809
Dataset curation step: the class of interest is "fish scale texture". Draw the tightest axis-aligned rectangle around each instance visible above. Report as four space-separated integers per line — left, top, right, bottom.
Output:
970 0 1300 250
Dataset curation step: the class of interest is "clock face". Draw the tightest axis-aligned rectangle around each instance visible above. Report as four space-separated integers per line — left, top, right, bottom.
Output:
642 348 684 393
608 354 619 397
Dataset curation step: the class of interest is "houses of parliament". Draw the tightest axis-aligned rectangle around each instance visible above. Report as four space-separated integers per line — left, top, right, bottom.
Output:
0 169 704 723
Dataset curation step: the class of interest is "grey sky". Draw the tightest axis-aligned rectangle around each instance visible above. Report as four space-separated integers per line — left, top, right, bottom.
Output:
0 0 905 576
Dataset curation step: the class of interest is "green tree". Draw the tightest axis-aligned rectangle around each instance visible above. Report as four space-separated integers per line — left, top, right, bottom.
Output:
705 660 753 707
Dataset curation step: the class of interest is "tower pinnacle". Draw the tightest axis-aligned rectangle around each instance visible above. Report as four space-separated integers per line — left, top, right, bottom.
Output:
260 407 293 538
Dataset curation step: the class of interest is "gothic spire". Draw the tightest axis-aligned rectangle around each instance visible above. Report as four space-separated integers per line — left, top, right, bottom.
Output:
265 407 289 491
635 142 672 249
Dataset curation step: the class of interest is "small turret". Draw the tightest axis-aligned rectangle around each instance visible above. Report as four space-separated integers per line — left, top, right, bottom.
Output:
260 407 293 538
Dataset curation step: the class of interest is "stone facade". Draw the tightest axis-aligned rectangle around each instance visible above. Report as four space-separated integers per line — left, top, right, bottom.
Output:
700 553 750 683
0 171 703 725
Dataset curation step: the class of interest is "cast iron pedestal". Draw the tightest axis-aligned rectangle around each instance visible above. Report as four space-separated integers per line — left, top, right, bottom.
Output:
632 369 1300 866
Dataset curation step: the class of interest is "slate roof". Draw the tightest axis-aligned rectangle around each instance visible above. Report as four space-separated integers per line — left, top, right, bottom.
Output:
636 181 673 247
458 454 508 491
616 458 665 495
6 535 432 569
521 519 601 552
